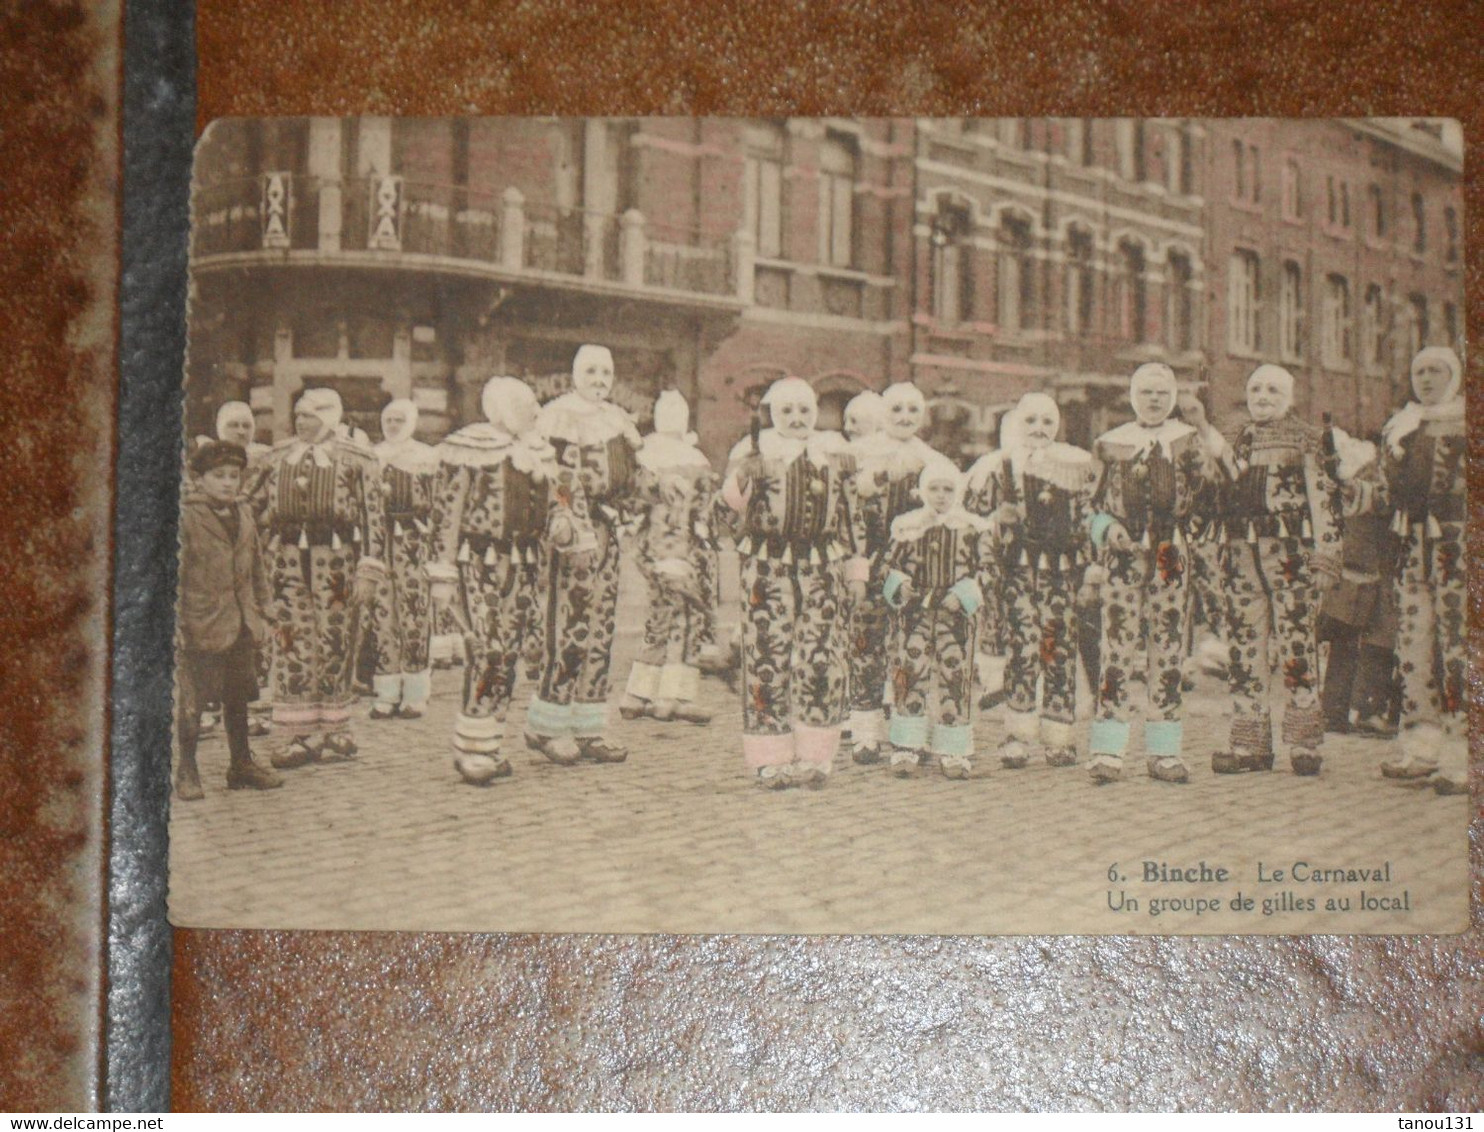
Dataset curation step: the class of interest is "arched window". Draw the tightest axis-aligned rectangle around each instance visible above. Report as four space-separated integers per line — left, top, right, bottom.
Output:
1282 159 1301 220
1166 251 1193 352
1412 193 1426 254
819 131 858 268
998 215 1034 333
1116 239 1147 342
1322 274 1352 367
1279 261 1303 362
930 200 974 325
1065 227 1095 338
1228 249 1260 354
743 121 786 259
1363 284 1386 369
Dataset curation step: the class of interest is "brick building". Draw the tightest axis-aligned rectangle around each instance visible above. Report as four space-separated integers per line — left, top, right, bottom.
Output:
1204 118 1464 437
187 117 1461 460
188 116 914 462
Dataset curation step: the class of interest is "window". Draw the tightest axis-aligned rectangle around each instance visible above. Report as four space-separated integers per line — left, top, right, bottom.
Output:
1340 182 1350 228
1326 176 1338 226
1282 158 1301 219
1321 274 1352 366
1166 251 1193 352
1171 124 1195 195
1117 239 1147 342
998 215 1034 333
1279 261 1303 362
1369 184 1386 238
1408 294 1429 356
1445 206 1458 263
1066 227 1095 337
743 123 785 259
1363 284 1386 368
818 132 857 268
1117 121 1143 181
1079 118 1095 166
1412 193 1426 254
930 201 974 325
1444 301 1458 349
1232 139 1259 202
1228 249 1260 354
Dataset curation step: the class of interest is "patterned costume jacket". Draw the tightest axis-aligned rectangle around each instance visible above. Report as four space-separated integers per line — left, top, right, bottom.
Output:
625 439 721 708
723 430 867 771
526 392 642 740
881 511 991 760
1087 421 1212 761
1369 410 1466 745
1216 414 1343 758
970 444 1098 751
252 432 386 743
427 426 571 758
370 441 438 709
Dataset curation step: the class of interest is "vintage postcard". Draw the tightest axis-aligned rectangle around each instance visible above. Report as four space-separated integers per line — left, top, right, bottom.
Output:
168 117 1468 934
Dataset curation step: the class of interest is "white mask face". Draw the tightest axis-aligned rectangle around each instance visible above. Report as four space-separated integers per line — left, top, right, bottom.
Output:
771 394 817 439
1246 368 1293 422
572 346 615 404
1017 395 1059 449
844 405 881 440
219 415 254 447
381 406 412 443
1130 373 1176 427
923 478 957 514
885 389 926 440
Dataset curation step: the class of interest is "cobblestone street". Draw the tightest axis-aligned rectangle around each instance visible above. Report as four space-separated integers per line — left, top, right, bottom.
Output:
170 556 1470 936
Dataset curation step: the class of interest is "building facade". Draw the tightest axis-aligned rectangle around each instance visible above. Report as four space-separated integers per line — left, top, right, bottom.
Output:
1204 118 1464 436
187 117 1461 461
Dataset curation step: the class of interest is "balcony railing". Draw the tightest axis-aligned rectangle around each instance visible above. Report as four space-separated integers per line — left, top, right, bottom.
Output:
192 172 738 300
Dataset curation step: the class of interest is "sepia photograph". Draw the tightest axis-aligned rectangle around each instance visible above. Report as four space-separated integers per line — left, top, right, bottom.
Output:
169 116 1468 934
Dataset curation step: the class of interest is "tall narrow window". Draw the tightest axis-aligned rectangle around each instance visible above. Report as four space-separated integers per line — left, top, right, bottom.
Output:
818 132 857 268
1326 176 1338 226
1066 227 1095 338
998 215 1034 333
1322 274 1352 366
1444 206 1459 263
1363 284 1386 368
1279 261 1303 362
1412 193 1426 254
1166 251 1193 352
1132 120 1147 182
1232 140 1246 200
1444 302 1459 349
1064 118 1083 163
1408 294 1429 355
1178 124 1194 195
1340 182 1350 228
1228 249 1260 354
743 123 785 259
930 201 974 325
1080 118 1095 166
1117 239 1147 342
1369 184 1386 238
1282 158 1301 219
1249 146 1260 203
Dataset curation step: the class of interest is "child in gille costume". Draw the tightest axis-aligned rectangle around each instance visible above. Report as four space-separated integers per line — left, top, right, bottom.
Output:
620 390 720 725
1085 363 1214 785
969 391 1097 769
426 377 582 785
881 454 993 779
847 382 938 764
722 376 868 789
369 398 438 720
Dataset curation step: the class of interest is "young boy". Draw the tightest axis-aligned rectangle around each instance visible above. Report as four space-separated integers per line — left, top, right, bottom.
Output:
882 455 993 779
175 439 282 800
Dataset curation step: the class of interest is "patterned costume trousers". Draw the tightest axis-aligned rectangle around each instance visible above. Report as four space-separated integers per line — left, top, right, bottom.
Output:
453 553 541 756
1394 523 1466 775
1092 543 1189 759
739 556 849 769
372 532 433 710
1002 564 1080 747
626 554 717 706
530 527 622 739
268 542 361 743
887 603 978 758
1222 536 1324 757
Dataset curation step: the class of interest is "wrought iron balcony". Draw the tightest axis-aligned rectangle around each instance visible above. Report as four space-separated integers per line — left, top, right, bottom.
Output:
191 172 741 303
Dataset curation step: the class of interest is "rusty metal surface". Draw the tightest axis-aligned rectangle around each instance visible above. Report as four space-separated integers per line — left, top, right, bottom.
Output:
0 0 119 1112
155 0 1484 1111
